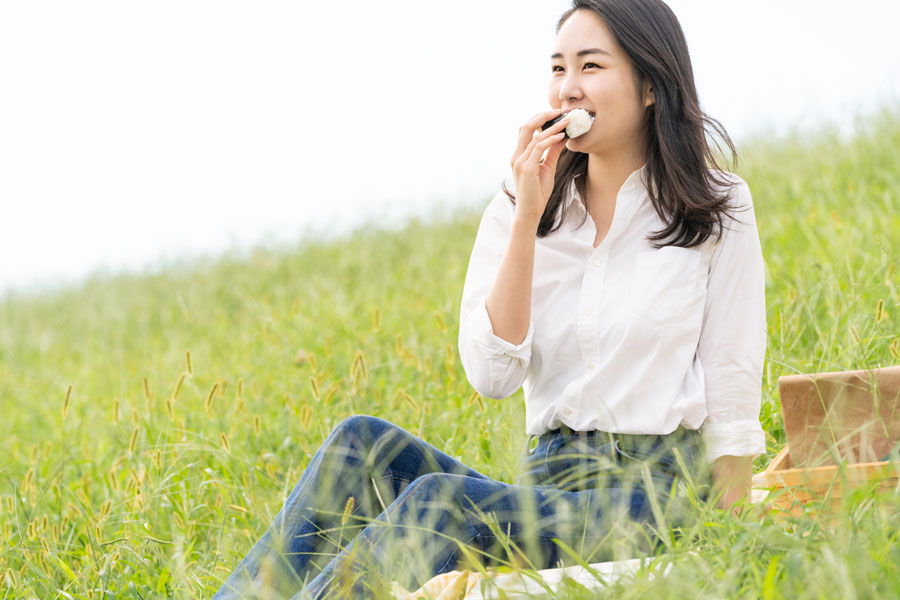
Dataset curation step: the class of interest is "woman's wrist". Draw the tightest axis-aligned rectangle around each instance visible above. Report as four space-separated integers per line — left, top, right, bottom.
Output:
512 212 542 234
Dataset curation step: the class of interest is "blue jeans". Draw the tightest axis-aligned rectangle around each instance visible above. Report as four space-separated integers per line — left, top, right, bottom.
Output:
212 415 711 599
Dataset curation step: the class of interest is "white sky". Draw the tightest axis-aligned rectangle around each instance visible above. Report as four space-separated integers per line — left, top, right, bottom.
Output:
1 0 899 297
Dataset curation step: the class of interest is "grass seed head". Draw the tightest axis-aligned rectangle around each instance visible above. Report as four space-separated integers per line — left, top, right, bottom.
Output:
323 382 339 404
129 427 140 455
220 432 231 452
62 384 72 421
444 342 456 367
205 382 219 414
21 468 34 494
172 372 186 400
395 390 418 413
351 350 368 389
233 396 246 417
341 496 355 524
186 349 193 375
99 499 111 522
875 298 885 322
110 455 126 474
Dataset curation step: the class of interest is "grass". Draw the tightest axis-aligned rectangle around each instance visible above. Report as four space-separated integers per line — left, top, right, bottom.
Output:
1 103 899 598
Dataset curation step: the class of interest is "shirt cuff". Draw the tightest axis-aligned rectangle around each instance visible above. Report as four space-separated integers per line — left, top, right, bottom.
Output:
700 419 766 464
467 296 534 360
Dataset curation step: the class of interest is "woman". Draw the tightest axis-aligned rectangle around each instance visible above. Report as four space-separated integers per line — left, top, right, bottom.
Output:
213 0 766 598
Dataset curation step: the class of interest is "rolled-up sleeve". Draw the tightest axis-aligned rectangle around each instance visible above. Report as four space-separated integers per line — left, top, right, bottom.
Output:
698 179 768 464
458 190 534 399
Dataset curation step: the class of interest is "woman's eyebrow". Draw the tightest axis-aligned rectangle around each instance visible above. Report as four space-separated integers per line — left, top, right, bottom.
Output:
550 48 612 60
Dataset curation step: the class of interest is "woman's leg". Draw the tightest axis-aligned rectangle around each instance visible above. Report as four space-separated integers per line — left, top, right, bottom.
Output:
297 428 710 600
296 472 670 600
212 414 492 599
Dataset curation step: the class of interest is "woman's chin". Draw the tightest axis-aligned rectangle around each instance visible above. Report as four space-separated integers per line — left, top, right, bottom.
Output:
565 132 594 150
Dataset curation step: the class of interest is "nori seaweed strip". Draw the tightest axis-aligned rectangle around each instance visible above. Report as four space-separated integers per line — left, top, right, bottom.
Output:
541 114 569 138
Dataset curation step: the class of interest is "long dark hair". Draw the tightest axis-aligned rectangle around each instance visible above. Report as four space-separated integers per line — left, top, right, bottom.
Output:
504 0 741 248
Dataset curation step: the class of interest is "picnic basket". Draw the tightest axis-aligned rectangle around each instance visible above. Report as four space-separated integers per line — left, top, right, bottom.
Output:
759 365 900 516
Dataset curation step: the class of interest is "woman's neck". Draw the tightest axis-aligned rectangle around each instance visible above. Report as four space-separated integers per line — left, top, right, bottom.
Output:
584 150 646 214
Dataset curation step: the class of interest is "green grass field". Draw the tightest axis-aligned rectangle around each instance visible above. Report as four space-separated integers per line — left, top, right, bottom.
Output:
1 104 899 599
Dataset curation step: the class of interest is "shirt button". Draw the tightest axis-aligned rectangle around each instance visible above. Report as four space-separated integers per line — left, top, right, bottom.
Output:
562 407 573 417
588 363 595 369
593 258 601 267
584 308 592 315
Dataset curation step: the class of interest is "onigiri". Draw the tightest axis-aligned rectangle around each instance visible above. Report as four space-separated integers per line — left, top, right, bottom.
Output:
541 108 595 138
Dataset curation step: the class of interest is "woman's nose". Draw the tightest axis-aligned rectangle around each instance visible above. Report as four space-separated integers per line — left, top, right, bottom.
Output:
559 73 582 103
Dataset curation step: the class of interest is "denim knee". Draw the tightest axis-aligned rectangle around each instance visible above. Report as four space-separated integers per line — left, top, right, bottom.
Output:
398 473 459 505
331 414 385 437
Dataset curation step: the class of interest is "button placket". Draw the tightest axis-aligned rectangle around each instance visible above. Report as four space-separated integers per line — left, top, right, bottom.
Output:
579 248 607 367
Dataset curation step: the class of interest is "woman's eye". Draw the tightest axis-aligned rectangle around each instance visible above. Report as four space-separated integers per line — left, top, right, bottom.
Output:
551 63 601 73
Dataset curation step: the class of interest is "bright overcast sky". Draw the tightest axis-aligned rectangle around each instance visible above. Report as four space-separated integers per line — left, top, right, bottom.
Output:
1 0 899 297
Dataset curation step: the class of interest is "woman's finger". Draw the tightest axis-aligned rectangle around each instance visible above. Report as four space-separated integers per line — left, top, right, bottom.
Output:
514 116 568 171
511 108 564 168
540 134 568 173
512 131 563 182
526 131 566 166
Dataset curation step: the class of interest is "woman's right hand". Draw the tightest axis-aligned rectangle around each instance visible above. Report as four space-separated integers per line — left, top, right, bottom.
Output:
509 108 569 226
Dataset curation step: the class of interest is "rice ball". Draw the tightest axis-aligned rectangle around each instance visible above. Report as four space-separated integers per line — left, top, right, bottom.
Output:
564 108 594 138
541 108 595 139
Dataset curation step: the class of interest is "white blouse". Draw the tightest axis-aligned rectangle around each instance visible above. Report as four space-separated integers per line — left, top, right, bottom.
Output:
457 165 767 464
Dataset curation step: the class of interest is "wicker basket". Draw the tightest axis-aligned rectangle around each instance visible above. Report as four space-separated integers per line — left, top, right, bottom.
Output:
753 365 900 516
759 445 898 516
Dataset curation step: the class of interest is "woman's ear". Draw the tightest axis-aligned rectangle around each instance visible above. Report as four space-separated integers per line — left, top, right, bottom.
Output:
643 83 655 108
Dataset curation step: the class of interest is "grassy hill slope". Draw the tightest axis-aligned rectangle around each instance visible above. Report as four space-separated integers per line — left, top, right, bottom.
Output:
1 105 898 598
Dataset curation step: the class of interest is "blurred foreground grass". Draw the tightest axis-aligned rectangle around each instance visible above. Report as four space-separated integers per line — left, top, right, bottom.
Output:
1 105 899 598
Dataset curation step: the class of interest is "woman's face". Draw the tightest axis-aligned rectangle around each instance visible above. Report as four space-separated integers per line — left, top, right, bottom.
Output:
548 9 654 157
